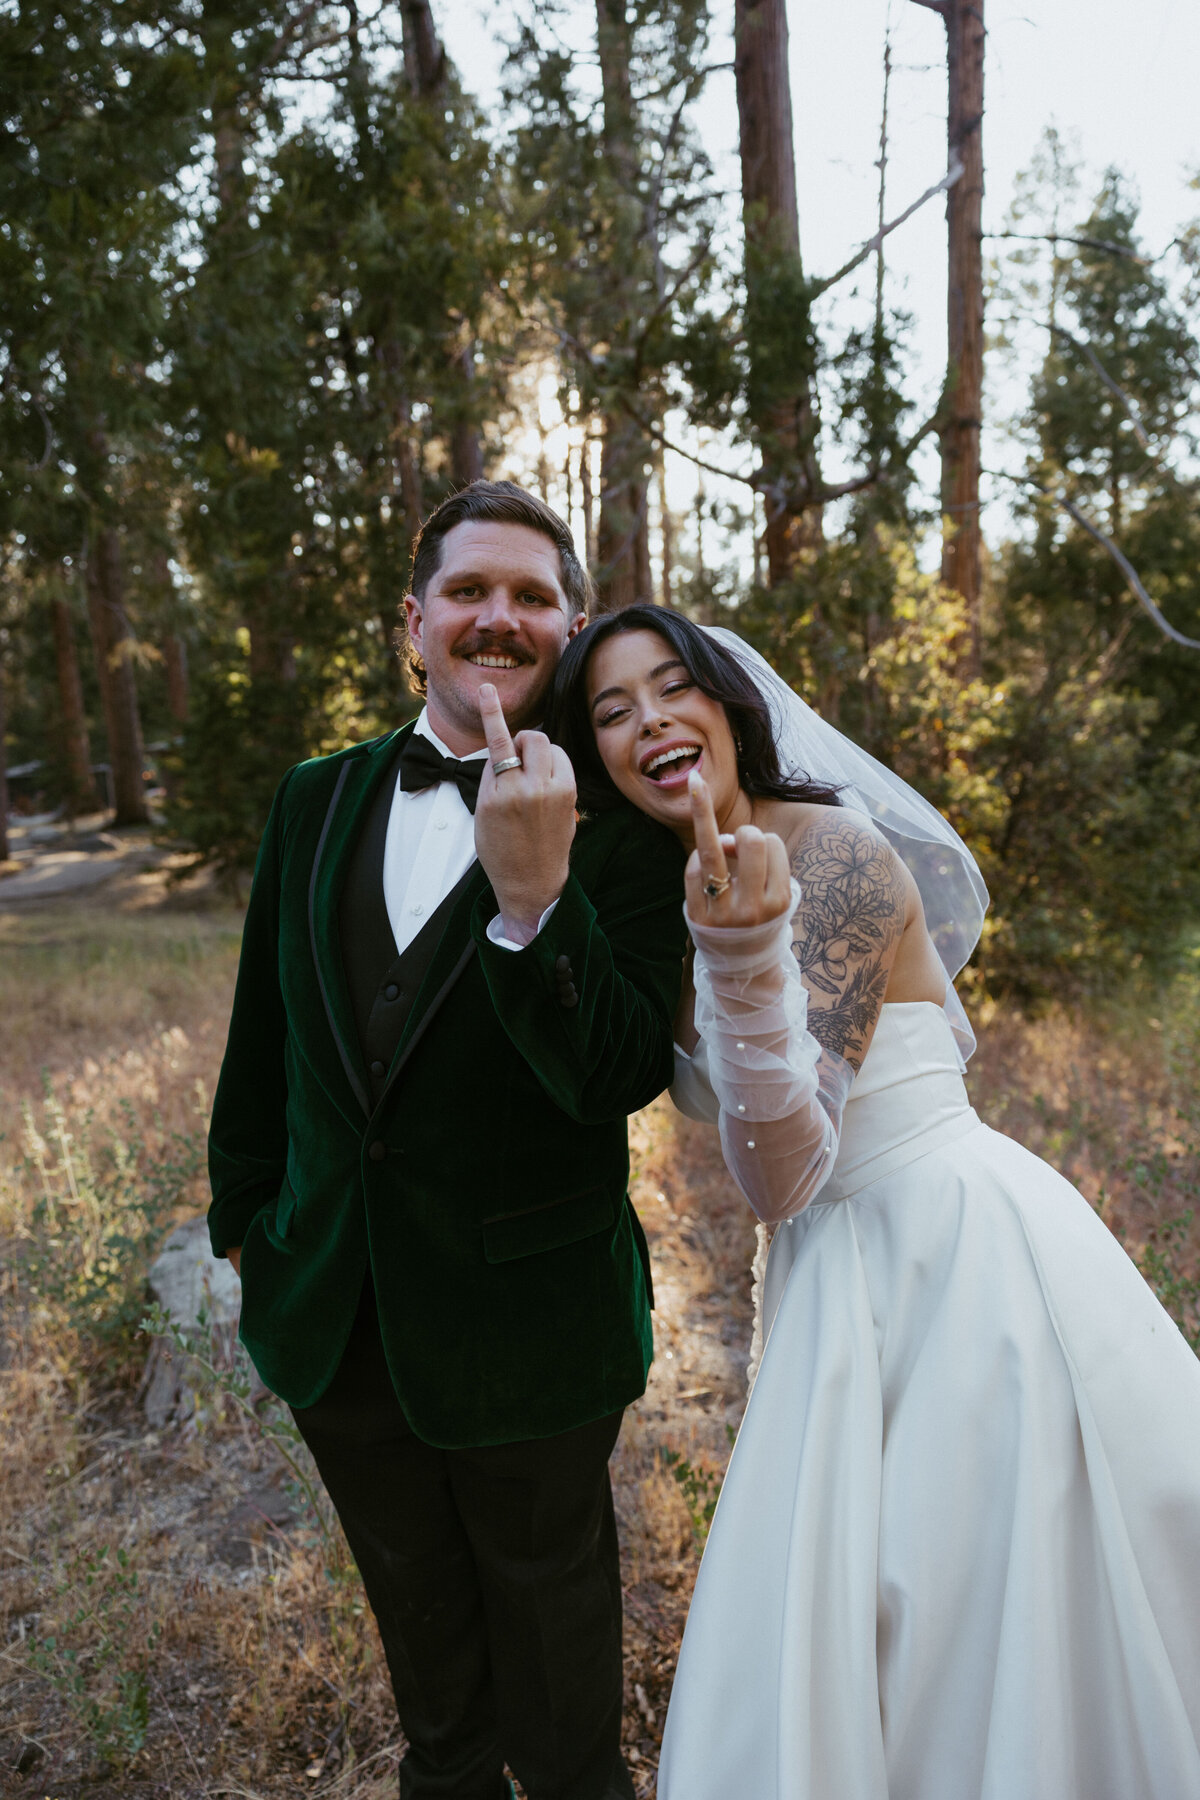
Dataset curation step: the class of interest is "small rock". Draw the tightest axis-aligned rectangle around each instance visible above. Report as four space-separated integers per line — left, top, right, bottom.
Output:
141 1216 242 1428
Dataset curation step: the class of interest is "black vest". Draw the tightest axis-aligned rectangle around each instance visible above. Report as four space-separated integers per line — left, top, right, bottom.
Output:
338 754 478 1113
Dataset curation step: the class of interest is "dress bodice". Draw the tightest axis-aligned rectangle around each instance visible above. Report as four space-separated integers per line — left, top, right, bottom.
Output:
823 1001 979 1200
672 1000 979 1205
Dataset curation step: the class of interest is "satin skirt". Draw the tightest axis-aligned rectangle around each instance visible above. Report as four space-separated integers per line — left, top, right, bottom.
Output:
658 1005 1200 1799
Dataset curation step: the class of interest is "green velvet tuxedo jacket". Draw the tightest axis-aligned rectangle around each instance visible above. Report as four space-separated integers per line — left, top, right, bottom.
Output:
207 724 688 1446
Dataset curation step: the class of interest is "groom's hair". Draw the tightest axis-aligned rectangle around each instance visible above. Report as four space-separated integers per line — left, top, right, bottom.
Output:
400 480 592 695
547 603 844 814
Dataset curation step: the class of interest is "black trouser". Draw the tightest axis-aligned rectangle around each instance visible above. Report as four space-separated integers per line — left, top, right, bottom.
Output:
291 1284 636 1800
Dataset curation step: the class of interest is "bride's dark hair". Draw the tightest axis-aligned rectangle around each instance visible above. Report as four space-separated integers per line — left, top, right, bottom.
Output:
547 604 842 814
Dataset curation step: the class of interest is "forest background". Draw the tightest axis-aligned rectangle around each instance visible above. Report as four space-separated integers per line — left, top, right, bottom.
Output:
3 4 1200 1795
3 0 1200 995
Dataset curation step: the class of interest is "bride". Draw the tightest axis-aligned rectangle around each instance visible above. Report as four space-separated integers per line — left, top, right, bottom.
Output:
547 604 1200 1799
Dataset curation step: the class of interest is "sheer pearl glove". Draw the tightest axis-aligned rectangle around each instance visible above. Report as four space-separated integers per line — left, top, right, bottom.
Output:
683 882 854 1224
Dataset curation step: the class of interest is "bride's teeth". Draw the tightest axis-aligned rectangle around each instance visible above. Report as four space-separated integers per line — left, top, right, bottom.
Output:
646 745 700 776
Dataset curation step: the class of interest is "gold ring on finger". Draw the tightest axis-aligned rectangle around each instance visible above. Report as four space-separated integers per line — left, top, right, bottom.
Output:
492 756 523 776
704 873 733 900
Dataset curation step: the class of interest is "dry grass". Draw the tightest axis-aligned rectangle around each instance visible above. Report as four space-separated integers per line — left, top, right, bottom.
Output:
0 874 243 1154
2 872 1197 1797
967 970 1200 1289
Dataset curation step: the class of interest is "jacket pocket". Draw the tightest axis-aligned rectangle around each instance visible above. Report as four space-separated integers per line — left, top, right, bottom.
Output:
482 1186 617 1264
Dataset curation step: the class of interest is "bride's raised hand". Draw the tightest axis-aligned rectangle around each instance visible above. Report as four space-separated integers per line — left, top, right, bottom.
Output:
684 769 792 929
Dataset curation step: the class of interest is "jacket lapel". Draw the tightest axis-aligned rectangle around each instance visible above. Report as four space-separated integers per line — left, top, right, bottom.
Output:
308 725 410 1119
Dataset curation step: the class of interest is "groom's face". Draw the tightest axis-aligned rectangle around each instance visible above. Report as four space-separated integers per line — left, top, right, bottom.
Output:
405 520 587 755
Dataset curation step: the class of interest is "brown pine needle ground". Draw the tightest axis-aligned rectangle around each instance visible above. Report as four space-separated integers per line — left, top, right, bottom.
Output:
2 873 1197 1798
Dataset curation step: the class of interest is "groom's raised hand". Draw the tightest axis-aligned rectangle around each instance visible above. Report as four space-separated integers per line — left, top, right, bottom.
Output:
475 682 578 946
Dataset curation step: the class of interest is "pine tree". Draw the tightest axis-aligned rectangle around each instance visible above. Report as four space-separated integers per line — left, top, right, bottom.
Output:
0 0 200 822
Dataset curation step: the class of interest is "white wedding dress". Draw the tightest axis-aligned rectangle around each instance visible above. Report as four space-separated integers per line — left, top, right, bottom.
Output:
659 1000 1200 1799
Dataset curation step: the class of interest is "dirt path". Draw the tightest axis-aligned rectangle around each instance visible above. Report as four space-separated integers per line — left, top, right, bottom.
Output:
0 815 174 905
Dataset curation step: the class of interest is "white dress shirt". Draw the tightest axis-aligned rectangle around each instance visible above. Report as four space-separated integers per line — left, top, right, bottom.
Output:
381 710 554 957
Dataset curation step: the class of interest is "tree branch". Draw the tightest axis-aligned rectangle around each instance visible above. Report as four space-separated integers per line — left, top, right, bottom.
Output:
816 159 964 295
1049 323 1150 448
28 393 54 473
622 400 759 489
990 469 1200 649
984 230 1149 265
898 409 943 460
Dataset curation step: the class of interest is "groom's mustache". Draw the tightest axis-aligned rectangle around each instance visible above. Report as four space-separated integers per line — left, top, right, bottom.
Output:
456 636 536 665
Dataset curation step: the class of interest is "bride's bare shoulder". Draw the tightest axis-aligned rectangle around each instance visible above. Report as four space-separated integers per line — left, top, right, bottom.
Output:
757 798 880 856
762 800 916 915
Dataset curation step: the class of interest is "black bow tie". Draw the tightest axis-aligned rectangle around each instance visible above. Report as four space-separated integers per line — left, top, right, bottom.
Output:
398 734 486 813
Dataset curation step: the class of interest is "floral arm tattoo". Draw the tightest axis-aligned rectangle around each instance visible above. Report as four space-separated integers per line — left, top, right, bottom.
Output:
789 820 906 1070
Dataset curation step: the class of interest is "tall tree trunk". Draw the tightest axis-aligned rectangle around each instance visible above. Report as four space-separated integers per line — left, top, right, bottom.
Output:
50 594 97 814
0 653 9 864
164 633 190 724
655 439 674 606
596 0 635 187
593 0 650 612
917 0 985 669
399 0 483 489
85 524 149 826
735 0 823 583
246 603 296 683
386 382 425 542
450 347 485 487
581 433 596 569
401 0 446 94
596 419 652 612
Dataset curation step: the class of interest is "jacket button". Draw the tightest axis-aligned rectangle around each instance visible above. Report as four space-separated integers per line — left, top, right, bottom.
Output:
555 953 578 1007
384 983 400 1002
368 1141 386 1163
370 1060 386 1079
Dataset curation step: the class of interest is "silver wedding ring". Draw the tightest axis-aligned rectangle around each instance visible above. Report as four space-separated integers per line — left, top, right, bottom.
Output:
704 873 733 900
492 756 523 776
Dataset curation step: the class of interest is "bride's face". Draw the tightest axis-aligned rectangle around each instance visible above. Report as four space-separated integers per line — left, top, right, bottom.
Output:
585 628 743 840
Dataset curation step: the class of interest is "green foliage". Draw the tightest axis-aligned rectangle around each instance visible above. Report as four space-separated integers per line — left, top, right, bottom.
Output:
1133 1213 1200 1354
1120 966 1200 1348
741 240 820 448
738 522 1200 998
163 657 324 885
1032 172 1196 518
661 1447 725 1551
27 1544 162 1766
12 1088 203 1374
661 1425 736 1551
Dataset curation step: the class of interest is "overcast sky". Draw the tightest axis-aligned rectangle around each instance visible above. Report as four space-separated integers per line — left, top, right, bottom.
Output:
443 0 1200 562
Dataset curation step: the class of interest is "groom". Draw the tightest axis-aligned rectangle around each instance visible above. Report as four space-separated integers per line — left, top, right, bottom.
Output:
206 480 687 1800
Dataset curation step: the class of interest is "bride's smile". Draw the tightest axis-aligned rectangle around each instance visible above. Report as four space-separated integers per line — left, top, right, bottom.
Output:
585 627 751 844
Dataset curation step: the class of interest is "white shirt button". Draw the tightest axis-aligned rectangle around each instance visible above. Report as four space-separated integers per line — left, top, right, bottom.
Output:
411 904 424 917
434 819 447 830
